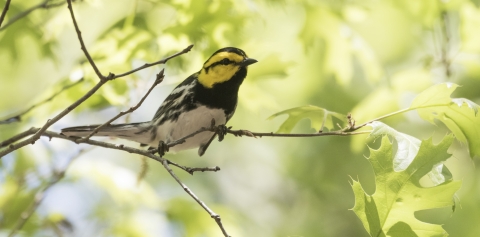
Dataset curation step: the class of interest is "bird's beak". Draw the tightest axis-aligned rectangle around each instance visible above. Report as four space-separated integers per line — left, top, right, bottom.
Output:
240 58 258 67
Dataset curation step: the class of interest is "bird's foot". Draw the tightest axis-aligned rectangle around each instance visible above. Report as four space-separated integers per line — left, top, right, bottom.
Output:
157 141 169 157
215 124 228 142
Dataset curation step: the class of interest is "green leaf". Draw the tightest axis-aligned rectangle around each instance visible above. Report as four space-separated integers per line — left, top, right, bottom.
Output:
368 121 452 186
410 83 457 122
411 83 480 158
351 135 461 237
368 121 421 172
268 105 346 133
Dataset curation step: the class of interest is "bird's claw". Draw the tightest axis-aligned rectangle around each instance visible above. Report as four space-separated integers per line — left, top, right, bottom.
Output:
157 141 169 157
215 124 228 142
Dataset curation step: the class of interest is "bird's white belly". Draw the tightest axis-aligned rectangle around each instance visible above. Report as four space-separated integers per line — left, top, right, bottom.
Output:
152 105 226 152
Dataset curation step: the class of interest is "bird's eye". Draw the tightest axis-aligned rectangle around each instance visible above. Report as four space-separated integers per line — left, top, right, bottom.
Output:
220 58 230 65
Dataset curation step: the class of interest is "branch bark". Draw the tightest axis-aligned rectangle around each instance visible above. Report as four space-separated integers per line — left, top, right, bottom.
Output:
79 70 165 141
0 0 193 158
0 0 11 28
0 0 65 31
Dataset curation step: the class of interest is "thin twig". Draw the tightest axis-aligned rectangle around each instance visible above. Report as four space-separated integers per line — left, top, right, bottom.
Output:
111 45 194 79
35 129 221 178
28 128 229 235
156 124 371 154
3 124 373 237
0 0 193 158
68 0 194 81
0 127 37 149
0 0 11 28
226 129 371 138
78 70 164 141
66 0 105 80
0 79 84 125
0 0 65 31
0 80 107 158
165 127 214 149
167 160 221 175
160 160 230 237
0 0 110 158
8 148 90 237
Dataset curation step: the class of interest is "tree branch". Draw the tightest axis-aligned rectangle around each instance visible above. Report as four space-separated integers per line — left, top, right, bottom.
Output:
0 127 37 149
167 160 221 175
111 44 194 79
0 0 193 158
1 121 369 236
0 0 65 31
0 0 11 28
155 121 371 154
34 129 229 235
0 80 107 158
67 0 194 81
66 0 105 80
10 129 217 177
0 79 84 125
160 160 230 237
78 70 164 141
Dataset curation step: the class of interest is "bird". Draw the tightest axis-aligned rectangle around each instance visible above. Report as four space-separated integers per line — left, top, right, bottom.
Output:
61 47 257 156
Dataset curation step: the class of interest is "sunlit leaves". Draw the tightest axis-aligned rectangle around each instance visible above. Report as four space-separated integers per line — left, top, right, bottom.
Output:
411 83 480 158
163 0 248 53
352 135 461 237
367 122 452 185
368 121 421 172
269 105 345 133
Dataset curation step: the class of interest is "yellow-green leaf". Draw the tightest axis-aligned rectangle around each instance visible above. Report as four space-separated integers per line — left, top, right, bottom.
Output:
352 135 461 236
411 83 480 158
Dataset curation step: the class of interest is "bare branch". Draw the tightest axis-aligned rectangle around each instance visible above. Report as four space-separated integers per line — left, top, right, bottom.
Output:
160 160 230 237
66 0 105 80
0 79 84 125
0 0 109 158
8 148 90 237
4 124 371 236
0 0 11 28
0 0 193 158
78 70 165 141
152 123 371 154
111 44 194 79
0 0 65 31
0 127 37 149
67 0 194 82
226 129 371 138
36 129 229 235
167 160 221 175
0 80 107 158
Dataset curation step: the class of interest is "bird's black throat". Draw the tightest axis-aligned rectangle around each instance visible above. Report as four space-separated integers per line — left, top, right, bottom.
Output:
194 67 247 119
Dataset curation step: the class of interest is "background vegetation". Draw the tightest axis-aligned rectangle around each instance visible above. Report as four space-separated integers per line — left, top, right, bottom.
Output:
1 0 479 236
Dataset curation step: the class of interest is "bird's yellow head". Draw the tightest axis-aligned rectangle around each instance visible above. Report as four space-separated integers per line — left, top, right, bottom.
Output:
198 47 257 88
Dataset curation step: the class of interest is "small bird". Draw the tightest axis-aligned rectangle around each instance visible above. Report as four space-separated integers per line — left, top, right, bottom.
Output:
62 47 257 156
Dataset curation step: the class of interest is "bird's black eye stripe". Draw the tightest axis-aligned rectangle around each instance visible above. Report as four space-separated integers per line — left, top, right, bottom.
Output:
205 58 236 72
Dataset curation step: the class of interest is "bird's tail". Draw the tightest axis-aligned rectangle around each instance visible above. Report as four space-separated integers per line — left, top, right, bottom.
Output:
61 122 153 144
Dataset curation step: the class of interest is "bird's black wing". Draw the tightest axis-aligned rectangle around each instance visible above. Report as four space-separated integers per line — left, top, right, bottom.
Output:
152 73 198 125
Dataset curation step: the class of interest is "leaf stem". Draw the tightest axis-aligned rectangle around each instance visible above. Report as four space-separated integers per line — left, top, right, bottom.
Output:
354 103 452 129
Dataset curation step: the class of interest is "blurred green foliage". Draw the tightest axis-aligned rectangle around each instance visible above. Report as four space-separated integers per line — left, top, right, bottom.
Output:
1 0 480 236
